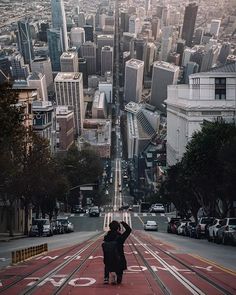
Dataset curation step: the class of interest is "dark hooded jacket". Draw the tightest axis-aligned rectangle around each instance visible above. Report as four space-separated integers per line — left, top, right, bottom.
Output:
103 221 132 271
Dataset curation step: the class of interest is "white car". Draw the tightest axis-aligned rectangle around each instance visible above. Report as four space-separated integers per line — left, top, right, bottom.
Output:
177 222 187 235
208 219 222 242
57 217 74 232
150 203 165 213
144 221 158 231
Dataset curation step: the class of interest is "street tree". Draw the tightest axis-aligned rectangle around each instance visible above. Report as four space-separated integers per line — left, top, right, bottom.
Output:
177 120 236 218
0 83 26 236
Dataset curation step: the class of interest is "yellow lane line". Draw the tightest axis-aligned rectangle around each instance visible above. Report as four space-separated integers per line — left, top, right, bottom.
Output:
190 254 236 276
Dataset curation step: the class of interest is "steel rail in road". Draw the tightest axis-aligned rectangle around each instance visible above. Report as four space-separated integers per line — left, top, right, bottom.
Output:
127 237 172 295
0 233 102 294
20 234 104 295
131 233 235 295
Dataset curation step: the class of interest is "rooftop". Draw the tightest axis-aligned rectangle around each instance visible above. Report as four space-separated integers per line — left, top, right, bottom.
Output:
153 61 179 71
55 72 81 81
126 58 144 68
61 51 77 59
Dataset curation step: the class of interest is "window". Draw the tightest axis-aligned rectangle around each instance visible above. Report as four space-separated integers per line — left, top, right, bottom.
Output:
215 78 226 100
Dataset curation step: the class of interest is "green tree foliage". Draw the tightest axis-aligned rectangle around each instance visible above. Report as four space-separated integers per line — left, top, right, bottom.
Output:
164 121 236 219
0 83 26 236
61 144 103 206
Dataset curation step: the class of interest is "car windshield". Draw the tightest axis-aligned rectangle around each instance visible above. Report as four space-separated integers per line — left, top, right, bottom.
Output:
57 219 68 224
90 207 99 211
201 218 214 224
147 221 157 225
33 219 49 225
229 219 236 225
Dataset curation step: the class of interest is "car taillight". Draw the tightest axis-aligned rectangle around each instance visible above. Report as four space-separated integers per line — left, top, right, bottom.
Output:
225 226 229 231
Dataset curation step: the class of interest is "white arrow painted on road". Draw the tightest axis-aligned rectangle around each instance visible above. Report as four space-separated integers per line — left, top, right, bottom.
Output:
194 265 213 272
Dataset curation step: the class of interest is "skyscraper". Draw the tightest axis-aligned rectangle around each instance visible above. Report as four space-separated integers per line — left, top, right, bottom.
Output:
181 3 198 47
47 29 63 71
124 59 144 103
218 42 231 64
31 56 53 89
70 27 85 49
81 41 97 75
101 46 113 76
10 53 30 80
150 61 179 111
54 72 84 136
51 0 68 51
97 35 114 73
60 51 78 72
0 57 11 84
210 19 221 37
17 19 34 65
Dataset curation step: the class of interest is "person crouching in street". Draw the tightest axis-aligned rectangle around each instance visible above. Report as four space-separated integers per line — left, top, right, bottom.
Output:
102 220 132 285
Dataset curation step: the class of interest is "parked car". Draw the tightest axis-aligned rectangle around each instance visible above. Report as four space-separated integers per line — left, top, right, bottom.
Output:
177 221 189 235
89 206 100 217
216 218 236 245
207 219 222 242
52 220 65 234
184 221 196 237
150 203 165 213
57 217 74 233
29 219 53 237
144 220 158 231
195 217 215 239
167 218 181 234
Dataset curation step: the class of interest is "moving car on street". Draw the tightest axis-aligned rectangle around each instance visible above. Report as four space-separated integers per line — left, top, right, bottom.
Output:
150 203 165 213
89 206 100 217
144 220 158 231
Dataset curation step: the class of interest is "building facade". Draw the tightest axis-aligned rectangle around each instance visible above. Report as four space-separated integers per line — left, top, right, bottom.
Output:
181 3 198 47
166 62 236 166
17 19 34 65
47 29 63 72
60 51 78 72
124 59 144 103
54 72 84 136
101 46 113 76
150 61 179 111
51 0 68 51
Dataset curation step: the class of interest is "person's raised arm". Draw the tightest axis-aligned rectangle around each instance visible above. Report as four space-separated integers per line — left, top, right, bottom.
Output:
119 221 132 243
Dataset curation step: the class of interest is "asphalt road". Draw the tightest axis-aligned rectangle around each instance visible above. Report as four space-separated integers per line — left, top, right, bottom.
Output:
1 213 235 272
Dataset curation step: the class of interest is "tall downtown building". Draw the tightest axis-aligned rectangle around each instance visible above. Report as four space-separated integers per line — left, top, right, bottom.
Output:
55 72 84 136
124 59 144 103
101 46 113 76
150 61 179 112
181 3 198 47
47 29 63 71
17 19 34 65
51 0 68 51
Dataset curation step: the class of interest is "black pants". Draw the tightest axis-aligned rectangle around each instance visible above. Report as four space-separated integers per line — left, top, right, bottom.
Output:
104 266 123 283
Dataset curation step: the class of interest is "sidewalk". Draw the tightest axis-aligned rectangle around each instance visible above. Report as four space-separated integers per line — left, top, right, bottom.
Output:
0 233 27 242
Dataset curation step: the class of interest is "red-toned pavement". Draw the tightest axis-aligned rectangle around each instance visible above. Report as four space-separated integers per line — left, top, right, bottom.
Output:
0 231 235 295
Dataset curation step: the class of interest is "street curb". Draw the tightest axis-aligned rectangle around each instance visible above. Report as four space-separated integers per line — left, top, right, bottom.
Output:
0 235 27 242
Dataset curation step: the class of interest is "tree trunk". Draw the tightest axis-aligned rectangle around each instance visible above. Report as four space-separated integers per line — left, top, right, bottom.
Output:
7 206 14 237
24 203 29 235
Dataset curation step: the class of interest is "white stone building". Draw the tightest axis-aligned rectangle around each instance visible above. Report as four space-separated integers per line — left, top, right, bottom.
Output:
166 62 236 166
